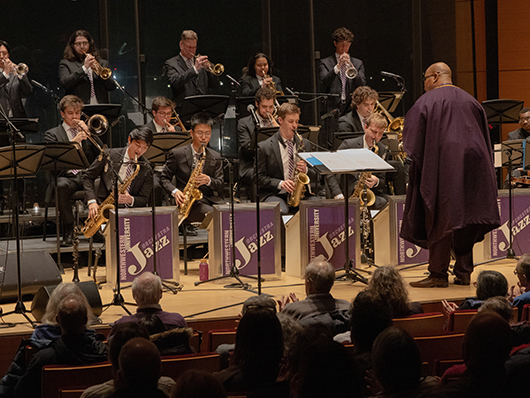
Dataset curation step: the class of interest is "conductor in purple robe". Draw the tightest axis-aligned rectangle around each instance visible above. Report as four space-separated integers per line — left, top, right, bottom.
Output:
400 62 500 288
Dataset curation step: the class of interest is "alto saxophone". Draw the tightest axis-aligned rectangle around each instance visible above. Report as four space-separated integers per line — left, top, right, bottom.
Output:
350 140 379 207
177 145 206 226
81 158 140 238
287 131 310 208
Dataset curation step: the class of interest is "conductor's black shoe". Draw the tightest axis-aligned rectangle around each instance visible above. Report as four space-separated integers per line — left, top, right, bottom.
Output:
409 276 448 288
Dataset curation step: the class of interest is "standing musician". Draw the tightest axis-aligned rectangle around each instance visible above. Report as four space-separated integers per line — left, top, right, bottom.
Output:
239 53 283 97
338 86 377 133
257 103 318 214
327 113 390 210
59 30 116 105
144 96 182 134
164 30 220 113
237 87 277 192
83 127 154 222
0 40 32 215
159 112 224 233
319 27 366 115
44 95 104 246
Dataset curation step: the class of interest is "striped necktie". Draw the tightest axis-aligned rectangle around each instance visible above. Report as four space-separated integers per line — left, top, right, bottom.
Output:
68 127 80 175
287 140 295 178
186 57 193 70
87 69 96 100
125 163 134 193
340 63 347 100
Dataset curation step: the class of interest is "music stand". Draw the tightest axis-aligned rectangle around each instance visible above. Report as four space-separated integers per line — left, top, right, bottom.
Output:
180 95 230 122
378 92 404 113
83 104 122 124
482 99 524 144
0 118 39 135
334 131 365 141
0 144 45 327
257 126 311 142
236 95 299 119
40 143 90 273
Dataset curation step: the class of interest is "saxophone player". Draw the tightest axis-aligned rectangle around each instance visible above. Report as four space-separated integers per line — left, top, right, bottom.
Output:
159 113 224 234
257 103 318 214
83 127 154 220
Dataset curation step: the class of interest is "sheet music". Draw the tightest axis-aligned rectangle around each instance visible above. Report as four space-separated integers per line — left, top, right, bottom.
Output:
300 148 394 173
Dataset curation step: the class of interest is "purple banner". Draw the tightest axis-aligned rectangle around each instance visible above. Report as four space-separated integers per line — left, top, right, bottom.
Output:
396 202 429 265
491 196 530 258
220 209 277 275
119 213 173 282
305 205 356 270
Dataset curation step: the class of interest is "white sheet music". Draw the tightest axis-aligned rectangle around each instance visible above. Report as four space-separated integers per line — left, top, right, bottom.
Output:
300 148 394 173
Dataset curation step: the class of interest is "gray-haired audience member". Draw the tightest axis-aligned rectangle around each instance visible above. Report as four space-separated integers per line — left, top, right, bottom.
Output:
280 259 350 335
110 273 186 336
511 254 530 319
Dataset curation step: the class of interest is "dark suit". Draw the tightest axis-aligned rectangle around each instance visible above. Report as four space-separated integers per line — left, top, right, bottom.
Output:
239 74 283 97
326 136 388 210
0 72 32 119
338 111 364 133
83 147 152 208
319 55 366 115
159 143 224 222
237 115 258 186
508 128 530 140
164 55 219 111
257 131 318 213
59 58 116 104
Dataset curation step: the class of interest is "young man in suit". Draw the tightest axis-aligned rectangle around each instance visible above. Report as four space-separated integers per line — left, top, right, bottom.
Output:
164 30 219 113
338 86 378 133
144 96 182 134
319 27 366 115
257 103 318 214
44 95 105 245
83 127 154 222
237 87 277 193
159 112 224 231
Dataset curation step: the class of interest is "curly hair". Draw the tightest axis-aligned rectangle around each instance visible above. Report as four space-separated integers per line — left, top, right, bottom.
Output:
352 86 378 107
243 52 273 78
63 30 99 62
368 266 411 318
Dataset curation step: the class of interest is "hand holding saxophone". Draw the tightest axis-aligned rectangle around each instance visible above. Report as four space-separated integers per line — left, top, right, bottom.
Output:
88 202 99 219
281 179 296 194
364 175 379 189
194 173 210 187
173 190 186 206
118 191 133 205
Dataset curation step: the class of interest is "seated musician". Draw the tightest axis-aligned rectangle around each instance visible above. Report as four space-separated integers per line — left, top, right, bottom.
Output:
237 87 277 194
159 112 224 234
83 127 154 225
144 96 183 133
338 85 377 133
506 107 530 187
257 103 318 214
327 113 390 210
239 53 283 97
44 95 104 246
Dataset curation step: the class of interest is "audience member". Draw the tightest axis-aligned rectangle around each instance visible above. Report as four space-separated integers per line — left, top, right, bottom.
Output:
370 326 438 397
170 369 227 398
280 259 350 335
110 273 186 336
111 337 165 398
213 307 284 394
14 294 108 398
442 270 508 317
510 253 530 319
81 322 175 398
367 266 423 318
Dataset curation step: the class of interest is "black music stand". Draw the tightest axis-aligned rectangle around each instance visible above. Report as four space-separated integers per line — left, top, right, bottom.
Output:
181 95 230 122
257 126 311 141
378 91 404 113
83 104 123 147
40 143 90 274
0 144 45 327
334 131 365 141
235 95 299 119
482 99 524 143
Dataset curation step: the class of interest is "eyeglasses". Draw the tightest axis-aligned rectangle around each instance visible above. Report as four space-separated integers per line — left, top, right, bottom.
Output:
194 131 211 138
519 117 530 123
422 73 436 82
74 41 89 47
156 111 172 117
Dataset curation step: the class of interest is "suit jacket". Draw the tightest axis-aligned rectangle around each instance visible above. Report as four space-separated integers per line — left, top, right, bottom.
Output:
159 143 224 204
83 147 152 207
237 115 257 181
239 74 283 97
319 55 366 114
164 55 219 109
0 73 32 120
257 131 317 201
326 136 387 198
143 120 182 134
58 58 116 104
338 111 364 133
508 128 530 140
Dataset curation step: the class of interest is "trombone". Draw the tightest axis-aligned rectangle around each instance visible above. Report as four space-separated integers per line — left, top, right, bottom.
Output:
83 52 112 79
75 113 108 160
165 109 187 132
196 54 224 76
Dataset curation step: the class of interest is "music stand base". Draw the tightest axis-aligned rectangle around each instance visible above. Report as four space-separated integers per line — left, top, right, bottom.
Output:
335 261 368 285
1 301 36 328
194 266 263 289
101 292 135 315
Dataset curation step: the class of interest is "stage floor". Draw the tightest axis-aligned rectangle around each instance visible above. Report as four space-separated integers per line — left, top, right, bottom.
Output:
0 256 520 336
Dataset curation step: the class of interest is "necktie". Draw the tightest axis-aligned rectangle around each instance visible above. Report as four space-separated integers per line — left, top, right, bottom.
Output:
68 127 80 175
287 140 295 179
125 163 134 193
340 62 347 100
87 69 96 100
186 57 193 70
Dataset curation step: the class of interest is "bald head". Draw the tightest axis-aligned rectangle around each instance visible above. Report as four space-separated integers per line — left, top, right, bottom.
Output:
424 62 452 92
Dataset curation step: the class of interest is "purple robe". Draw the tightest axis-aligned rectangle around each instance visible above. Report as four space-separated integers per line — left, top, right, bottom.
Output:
400 85 500 249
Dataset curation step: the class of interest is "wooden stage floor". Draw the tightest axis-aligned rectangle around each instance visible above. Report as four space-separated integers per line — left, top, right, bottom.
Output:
0 255 520 337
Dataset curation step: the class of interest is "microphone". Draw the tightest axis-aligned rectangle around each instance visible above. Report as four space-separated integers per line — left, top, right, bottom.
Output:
321 109 340 120
247 104 260 125
31 79 47 90
380 71 403 79
225 74 240 86
285 87 296 96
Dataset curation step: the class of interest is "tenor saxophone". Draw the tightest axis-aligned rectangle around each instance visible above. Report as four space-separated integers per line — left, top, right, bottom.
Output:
81 159 140 238
287 131 310 208
177 145 206 226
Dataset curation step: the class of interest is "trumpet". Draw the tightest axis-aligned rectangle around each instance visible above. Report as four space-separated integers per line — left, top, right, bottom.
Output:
263 73 284 96
83 52 112 79
15 63 28 77
345 61 358 79
196 54 224 76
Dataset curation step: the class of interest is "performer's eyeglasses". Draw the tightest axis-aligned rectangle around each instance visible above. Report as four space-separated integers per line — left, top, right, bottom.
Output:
422 73 436 82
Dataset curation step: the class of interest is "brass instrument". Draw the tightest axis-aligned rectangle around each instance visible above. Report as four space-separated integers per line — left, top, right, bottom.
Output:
15 63 28 77
177 144 206 226
267 112 279 127
83 52 112 79
345 61 358 80
373 100 406 161
264 73 284 96
350 140 378 207
196 54 224 76
166 109 187 132
287 131 310 208
76 113 108 161
81 158 140 238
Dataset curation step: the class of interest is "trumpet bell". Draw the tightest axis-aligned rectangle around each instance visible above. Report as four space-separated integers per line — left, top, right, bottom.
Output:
212 63 224 76
345 65 358 79
99 67 112 79
16 63 28 77
87 114 109 136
